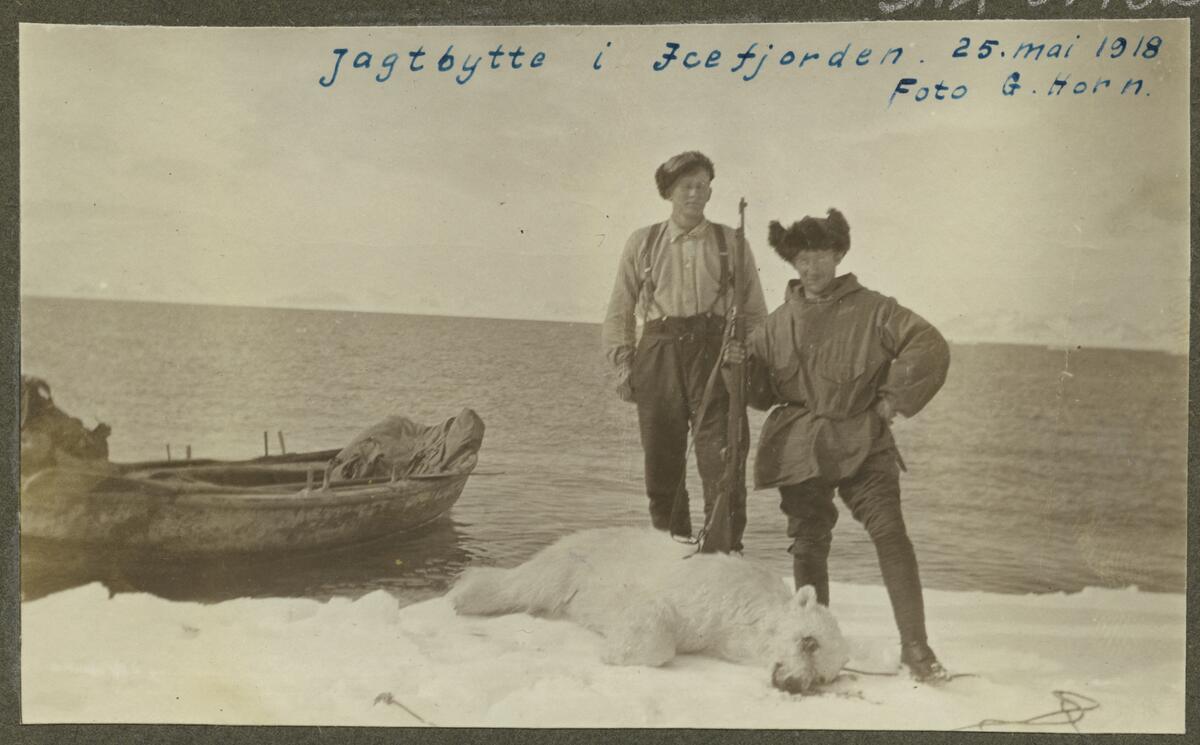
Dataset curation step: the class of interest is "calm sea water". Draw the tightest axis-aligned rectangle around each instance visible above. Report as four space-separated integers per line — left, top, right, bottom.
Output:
19 297 1188 605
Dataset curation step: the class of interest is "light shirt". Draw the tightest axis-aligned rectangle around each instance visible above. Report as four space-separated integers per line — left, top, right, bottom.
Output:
602 218 768 368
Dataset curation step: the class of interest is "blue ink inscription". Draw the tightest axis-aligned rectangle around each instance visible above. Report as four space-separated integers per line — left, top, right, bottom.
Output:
1001 71 1022 96
1095 35 1162 59
888 77 968 106
1002 70 1147 97
593 41 612 71
1047 73 1144 96
949 35 1083 62
318 44 547 88
319 48 348 87
1012 39 1075 61
652 41 903 82
952 37 1000 59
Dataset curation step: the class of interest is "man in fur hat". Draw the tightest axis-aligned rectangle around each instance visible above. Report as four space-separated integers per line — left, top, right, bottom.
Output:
724 208 952 682
602 151 767 550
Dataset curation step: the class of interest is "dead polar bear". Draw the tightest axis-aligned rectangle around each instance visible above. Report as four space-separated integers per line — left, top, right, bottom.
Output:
450 527 849 694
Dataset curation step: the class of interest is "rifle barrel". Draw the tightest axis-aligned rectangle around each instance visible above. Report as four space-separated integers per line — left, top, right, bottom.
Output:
701 197 749 554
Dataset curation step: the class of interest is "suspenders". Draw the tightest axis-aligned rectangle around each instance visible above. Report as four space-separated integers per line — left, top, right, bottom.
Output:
638 221 732 321
638 222 668 320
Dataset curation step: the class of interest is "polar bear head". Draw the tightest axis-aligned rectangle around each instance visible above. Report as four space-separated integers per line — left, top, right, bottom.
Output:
767 585 850 694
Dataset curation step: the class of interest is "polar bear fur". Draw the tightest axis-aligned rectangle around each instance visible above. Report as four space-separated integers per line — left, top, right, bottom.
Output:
449 527 850 694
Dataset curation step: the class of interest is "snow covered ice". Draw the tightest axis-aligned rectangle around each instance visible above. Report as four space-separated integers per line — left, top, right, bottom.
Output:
22 579 1185 731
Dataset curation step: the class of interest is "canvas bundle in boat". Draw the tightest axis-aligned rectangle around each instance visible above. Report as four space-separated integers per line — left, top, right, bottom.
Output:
329 408 485 482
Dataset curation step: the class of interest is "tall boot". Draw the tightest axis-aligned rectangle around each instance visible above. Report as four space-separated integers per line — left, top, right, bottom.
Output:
873 531 948 682
874 530 926 644
649 487 692 537
900 639 949 682
791 553 830 606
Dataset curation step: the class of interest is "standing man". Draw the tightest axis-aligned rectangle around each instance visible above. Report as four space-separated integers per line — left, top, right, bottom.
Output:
728 208 951 681
602 151 767 550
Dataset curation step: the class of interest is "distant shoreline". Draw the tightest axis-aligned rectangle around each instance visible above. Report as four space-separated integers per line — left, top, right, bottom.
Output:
20 293 1187 356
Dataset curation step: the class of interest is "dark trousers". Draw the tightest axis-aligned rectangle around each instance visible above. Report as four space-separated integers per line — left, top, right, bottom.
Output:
779 449 928 645
632 316 748 550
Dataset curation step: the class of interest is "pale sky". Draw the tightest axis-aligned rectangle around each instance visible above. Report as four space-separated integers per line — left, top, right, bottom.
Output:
19 20 1190 351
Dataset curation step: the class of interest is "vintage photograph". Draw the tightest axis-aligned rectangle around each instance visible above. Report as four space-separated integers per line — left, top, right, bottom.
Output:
17 17 1188 731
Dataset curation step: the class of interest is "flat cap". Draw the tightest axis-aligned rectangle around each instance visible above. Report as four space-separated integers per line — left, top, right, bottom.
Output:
654 151 715 199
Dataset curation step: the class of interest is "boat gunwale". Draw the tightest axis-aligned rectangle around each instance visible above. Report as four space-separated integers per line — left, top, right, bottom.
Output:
21 467 473 510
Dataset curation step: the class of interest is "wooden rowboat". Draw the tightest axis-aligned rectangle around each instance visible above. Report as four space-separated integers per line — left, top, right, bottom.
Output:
20 376 484 555
20 448 475 555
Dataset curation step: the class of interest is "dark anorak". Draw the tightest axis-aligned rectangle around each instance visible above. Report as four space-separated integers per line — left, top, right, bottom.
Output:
746 274 949 489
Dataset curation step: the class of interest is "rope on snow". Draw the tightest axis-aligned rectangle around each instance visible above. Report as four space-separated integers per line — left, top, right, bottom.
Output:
952 689 1100 733
373 691 436 726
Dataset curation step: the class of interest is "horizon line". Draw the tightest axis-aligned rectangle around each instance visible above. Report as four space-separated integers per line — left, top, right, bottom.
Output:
20 293 1187 356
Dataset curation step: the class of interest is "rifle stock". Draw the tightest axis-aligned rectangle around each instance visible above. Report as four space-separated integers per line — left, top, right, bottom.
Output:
699 198 747 554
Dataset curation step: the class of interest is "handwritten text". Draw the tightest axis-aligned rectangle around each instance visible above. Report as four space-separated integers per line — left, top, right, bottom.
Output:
318 44 547 87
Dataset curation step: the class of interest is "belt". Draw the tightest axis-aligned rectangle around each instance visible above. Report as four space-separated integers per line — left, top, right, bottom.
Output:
642 314 725 341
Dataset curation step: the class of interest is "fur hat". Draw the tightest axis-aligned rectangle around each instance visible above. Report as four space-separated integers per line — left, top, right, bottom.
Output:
654 151 715 199
767 209 851 262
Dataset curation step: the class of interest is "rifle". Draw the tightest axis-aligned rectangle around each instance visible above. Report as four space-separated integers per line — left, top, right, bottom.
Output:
699 197 747 554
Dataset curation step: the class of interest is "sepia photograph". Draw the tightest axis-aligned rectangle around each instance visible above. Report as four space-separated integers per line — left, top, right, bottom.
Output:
14 12 1190 733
